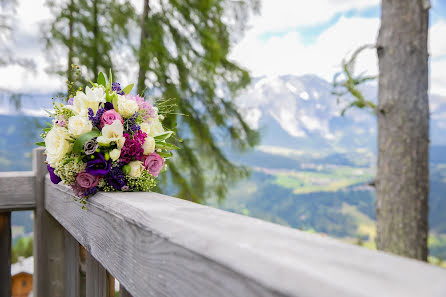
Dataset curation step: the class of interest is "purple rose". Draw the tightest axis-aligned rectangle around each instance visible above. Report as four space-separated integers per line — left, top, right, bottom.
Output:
142 153 164 177
86 153 111 176
76 171 100 189
100 109 123 128
47 165 61 184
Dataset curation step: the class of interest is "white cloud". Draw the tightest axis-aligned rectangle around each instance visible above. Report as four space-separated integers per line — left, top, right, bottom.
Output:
248 0 379 34
231 16 380 81
231 4 446 96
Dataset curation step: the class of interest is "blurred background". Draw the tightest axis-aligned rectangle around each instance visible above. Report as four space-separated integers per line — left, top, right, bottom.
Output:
1 0 446 280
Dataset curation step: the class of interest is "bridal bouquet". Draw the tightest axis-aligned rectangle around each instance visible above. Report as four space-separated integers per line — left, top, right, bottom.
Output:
37 72 177 202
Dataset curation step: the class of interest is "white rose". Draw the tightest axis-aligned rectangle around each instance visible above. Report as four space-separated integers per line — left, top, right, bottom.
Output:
140 122 150 135
67 115 92 137
69 86 106 116
97 120 125 149
143 136 155 155
116 95 139 118
127 160 145 178
148 117 164 136
45 126 72 166
109 149 121 161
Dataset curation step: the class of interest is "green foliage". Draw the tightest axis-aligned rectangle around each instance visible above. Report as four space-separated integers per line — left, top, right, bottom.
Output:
11 236 33 264
43 0 134 86
332 44 376 116
133 0 261 202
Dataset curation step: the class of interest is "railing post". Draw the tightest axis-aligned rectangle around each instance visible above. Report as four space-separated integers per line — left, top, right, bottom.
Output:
33 147 66 297
0 212 11 297
86 252 113 297
33 147 49 297
65 230 80 297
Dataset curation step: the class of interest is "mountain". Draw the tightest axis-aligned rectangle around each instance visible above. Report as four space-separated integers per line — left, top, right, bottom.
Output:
236 74 446 152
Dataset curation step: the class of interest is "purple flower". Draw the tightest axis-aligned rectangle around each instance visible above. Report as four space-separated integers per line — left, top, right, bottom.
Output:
112 82 125 95
67 97 74 105
47 165 61 184
76 171 100 188
104 102 114 110
88 107 105 128
142 153 164 177
100 109 123 128
86 153 111 176
84 186 98 197
120 131 146 163
123 112 140 134
106 166 127 190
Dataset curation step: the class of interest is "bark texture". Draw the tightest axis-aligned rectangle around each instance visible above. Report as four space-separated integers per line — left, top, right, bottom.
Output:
137 0 150 94
376 0 430 260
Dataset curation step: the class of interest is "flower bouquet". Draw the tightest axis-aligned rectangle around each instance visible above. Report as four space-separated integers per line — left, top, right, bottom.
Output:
37 72 177 204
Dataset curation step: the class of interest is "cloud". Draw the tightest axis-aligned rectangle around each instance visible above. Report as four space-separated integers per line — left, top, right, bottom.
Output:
231 16 380 81
247 0 379 34
231 5 446 96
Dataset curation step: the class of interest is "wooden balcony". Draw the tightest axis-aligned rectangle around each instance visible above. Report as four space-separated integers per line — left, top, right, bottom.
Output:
1 148 446 297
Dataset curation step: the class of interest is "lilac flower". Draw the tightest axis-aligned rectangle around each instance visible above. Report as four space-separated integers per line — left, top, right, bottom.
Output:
86 153 111 176
67 97 74 105
88 107 105 128
47 165 61 184
112 82 125 95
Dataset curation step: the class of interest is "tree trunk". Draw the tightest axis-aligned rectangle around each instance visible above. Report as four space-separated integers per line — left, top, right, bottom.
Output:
67 0 74 89
92 0 99 76
137 0 150 95
376 0 430 260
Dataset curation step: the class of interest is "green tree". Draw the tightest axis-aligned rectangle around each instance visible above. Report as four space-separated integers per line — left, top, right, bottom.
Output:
134 0 260 202
11 237 33 264
44 0 133 90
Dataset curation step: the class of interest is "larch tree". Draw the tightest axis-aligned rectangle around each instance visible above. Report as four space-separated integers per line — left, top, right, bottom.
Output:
133 0 260 202
44 0 133 90
376 0 430 260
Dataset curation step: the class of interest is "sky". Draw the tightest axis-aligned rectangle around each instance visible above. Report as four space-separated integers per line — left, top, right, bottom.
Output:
1 0 446 95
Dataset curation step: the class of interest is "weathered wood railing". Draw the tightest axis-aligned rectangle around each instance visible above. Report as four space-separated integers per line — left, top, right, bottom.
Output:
1 147 446 297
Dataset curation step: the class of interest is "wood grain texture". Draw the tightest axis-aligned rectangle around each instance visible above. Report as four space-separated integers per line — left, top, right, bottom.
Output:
45 180 446 297
0 171 35 211
86 252 108 297
33 147 50 297
65 230 80 297
0 212 11 297
47 213 66 297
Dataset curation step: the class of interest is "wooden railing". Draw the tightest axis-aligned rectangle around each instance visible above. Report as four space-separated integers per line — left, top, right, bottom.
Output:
1 147 446 297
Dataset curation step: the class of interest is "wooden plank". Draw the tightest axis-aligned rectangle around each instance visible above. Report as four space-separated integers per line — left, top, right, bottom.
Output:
33 147 50 297
0 171 35 211
65 230 80 297
0 212 11 297
120 285 132 297
45 180 446 297
86 252 109 297
47 213 66 297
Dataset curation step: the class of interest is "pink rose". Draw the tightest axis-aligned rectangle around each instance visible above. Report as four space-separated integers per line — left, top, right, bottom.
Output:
100 109 123 128
76 171 100 189
142 153 164 177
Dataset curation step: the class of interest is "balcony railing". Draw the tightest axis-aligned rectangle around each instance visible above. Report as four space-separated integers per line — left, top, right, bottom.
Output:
1 148 446 297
